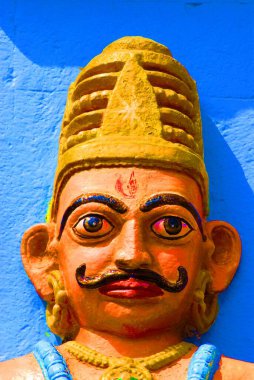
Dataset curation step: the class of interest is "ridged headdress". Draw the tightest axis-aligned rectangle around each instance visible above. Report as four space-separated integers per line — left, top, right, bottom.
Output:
49 36 208 219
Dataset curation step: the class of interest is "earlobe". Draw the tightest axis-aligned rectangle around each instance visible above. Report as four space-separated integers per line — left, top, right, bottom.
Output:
205 220 241 292
21 223 58 301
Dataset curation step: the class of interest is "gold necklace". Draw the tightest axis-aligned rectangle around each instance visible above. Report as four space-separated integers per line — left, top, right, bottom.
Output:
65 340 194 380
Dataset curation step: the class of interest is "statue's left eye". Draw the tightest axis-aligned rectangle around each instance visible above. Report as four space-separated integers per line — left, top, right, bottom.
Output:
151 216 193 240
73 214 113 238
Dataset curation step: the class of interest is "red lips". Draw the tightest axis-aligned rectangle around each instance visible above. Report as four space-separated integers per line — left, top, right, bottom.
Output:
99 278 164 298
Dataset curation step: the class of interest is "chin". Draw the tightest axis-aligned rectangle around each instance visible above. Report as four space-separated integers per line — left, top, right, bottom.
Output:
85 300 182 338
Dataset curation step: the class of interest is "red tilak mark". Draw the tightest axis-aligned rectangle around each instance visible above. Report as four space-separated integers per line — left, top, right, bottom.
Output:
115 171 138 199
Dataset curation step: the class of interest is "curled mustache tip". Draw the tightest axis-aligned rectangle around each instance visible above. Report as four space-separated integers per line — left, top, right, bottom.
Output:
76 264 188 293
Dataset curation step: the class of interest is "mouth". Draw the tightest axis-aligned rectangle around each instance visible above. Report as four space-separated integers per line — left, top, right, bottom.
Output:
99 278 164 298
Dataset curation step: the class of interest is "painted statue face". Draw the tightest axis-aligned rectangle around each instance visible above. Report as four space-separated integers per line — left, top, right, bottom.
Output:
55 167 208 338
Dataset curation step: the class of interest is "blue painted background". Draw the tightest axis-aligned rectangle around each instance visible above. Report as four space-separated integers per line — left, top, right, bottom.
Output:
0 0 254 362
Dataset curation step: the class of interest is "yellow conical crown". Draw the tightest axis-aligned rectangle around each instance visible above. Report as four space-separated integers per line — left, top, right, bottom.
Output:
49 36 208 219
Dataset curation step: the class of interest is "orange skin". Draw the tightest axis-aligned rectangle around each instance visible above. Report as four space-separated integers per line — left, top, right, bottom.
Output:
57 167 206 345
1 167 254 379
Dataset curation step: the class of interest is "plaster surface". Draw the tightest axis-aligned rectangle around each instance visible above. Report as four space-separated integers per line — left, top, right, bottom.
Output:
0 0 253 362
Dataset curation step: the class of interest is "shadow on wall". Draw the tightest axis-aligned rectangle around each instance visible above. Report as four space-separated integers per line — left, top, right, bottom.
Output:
190 110 254 362
1 1 102 67
1 0 253 75
1 0 170 67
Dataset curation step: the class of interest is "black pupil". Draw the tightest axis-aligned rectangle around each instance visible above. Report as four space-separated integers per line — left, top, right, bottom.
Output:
164 217 182 235
83 216 103 232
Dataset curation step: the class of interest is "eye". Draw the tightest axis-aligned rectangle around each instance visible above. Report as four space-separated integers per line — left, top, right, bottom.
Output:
73 214 113 239
151 216 193 240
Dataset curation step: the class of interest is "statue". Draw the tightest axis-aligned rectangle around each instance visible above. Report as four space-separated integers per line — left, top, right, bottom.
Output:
1 36 253 379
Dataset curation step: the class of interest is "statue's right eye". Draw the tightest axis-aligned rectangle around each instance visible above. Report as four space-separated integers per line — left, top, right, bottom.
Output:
73 214 113 238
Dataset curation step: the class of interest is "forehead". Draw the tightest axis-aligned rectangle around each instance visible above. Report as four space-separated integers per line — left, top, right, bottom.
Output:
57 167 204 220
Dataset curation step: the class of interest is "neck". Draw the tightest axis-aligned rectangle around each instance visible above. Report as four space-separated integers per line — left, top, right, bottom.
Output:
73 327 183 358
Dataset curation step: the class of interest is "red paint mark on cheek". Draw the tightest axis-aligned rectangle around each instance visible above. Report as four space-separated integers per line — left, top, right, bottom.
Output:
115 171 138 198
122 324 144 338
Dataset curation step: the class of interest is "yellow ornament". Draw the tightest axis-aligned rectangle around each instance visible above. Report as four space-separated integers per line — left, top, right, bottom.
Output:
49 36 208 220
65 340 194 380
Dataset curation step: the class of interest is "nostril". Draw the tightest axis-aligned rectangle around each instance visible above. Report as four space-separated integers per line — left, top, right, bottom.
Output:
115 258 150 271
114 247 153 269
115 258 138 270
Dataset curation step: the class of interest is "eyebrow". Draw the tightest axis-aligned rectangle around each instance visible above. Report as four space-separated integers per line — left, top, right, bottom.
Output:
140 193 206 241
58 193 128 239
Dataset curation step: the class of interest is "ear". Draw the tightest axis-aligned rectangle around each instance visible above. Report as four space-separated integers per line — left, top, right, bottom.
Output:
21 223 58 302
206 220 241 292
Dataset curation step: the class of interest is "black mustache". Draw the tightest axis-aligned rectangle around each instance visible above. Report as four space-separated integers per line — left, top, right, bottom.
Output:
76 265 188 293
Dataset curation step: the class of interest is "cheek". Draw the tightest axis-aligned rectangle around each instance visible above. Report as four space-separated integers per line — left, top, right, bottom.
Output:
150 238 204 281
56 239 111 324
57 236 114 282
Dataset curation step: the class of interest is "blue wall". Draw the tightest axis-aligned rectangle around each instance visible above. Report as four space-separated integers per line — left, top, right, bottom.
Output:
0 0 254 362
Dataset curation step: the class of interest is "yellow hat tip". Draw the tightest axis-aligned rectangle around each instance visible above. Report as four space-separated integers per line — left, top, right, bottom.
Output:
103 36 172 56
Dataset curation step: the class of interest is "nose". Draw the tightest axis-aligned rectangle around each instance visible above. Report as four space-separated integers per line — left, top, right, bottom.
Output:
114 220 153 270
